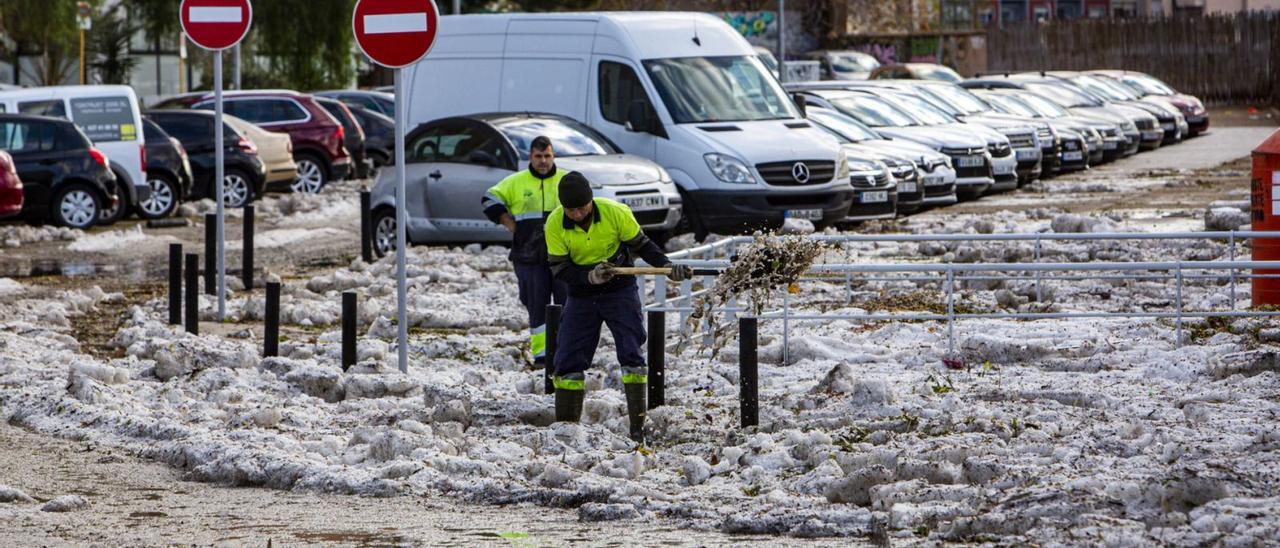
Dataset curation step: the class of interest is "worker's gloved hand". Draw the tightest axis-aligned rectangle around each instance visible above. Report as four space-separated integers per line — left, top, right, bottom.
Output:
588 262 616 285
667 264 694 282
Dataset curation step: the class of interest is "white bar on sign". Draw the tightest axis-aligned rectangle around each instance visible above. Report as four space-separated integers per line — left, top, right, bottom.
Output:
1272 186 1280 201
190 6 243 23
364 13 428 34
1273 201 1280 216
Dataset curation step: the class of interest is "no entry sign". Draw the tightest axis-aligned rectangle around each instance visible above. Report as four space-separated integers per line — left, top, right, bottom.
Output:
353 0 440 68
180 0 252 51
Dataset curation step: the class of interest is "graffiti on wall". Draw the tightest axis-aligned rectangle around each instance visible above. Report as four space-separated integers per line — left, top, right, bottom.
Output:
852 43 898 66
723 11 777 39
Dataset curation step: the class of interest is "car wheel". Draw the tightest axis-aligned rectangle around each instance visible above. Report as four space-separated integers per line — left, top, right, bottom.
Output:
291 154 327 194
222 170 254 208
98 177 128 225
138 175 179 219
53 184 100 229
372 208 398 258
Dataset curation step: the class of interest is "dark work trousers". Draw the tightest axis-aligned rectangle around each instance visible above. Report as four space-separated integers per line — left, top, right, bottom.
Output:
515 263 567 363
553 286 646 377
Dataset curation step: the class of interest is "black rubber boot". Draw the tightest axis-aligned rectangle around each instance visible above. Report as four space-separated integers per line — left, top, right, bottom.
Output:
555 387 584 423
624 382 647 444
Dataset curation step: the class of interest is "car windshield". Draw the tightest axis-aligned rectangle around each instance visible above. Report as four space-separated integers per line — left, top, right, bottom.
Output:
494 117 617 159
920 85 989 115
1090 77 1142 101
830 53 879 73
1016 92 1071 118
756 51 779 74
884 92 955 125
644 56 798 124
808 108 882 142
1026 82 1095 108
982 93 1040 118
1070 75 1128 102
827 94 919 127
1124 74 1176 95
911 65 962 82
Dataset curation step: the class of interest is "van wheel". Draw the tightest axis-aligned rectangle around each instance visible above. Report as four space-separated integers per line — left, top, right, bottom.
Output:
372 208 398 258
52 184 100 229
291 153 328 194
138 174 179 219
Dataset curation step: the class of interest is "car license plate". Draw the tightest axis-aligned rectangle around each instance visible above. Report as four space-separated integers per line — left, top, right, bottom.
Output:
993 163 1015 175
1015 149 1038 161
619 195 664 209
1143 130 1162 140
1104 141 1118 150
861 191 888 203
1162 123 1175 131
1187 115 1204 123
897 182 917 194
956 155 983 168
1062 151 1083 161
922 174 944 186
785 208 823 221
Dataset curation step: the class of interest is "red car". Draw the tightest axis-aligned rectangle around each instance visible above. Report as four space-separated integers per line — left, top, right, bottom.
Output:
0 150 21 218
151 90 350 193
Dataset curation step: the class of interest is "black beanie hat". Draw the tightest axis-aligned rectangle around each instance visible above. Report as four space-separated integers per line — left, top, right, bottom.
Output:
558 171 593 209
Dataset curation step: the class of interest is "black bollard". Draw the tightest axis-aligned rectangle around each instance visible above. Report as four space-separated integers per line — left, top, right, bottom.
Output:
264 282 280 358
242 205 254 290
184 253 199 334
360 189 373 263
545 304 561 395
647 310 665 409
168 243 182 325
739 317 758 429
204 213 215 295
342 291 357 370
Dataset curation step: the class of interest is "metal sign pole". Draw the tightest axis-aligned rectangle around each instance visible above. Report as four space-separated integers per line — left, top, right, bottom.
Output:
394 67 408 373
214 50 226 321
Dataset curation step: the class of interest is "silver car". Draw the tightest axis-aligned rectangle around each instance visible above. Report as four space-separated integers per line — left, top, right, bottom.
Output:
368 112 681 256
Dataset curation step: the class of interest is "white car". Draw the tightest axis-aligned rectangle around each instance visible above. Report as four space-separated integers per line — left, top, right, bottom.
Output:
368 112 681 256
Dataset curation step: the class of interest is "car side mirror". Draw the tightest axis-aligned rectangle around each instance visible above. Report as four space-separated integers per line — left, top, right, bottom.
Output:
625 100 652 134
792 93 807 117
468 150 498 167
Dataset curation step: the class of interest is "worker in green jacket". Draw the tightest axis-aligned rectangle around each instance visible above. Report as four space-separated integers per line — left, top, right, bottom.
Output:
545 171 692 443
482 136 567 368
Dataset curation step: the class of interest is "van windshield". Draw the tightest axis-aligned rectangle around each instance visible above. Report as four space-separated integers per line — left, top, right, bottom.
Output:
494 117 617 159
643 56 798 124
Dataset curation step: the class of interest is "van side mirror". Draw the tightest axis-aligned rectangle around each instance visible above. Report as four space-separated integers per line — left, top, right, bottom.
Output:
625 100 652 133
792 93 807 117
468 150 498 167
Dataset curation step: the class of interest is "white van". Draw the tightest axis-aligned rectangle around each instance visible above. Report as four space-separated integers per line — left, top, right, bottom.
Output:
0 85 148 223
403 12 854 239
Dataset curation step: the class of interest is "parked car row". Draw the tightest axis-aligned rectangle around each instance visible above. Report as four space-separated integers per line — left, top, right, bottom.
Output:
349 13 1208 256
0 84 401 230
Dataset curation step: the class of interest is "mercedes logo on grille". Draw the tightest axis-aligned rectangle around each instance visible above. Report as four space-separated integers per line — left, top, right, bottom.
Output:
791 162 810 183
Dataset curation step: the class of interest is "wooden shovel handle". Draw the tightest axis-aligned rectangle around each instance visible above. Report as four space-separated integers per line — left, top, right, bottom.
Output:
608 266 671 275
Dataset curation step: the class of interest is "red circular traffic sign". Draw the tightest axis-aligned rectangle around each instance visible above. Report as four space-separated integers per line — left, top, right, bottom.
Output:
180 0 252 51
353 0 440 69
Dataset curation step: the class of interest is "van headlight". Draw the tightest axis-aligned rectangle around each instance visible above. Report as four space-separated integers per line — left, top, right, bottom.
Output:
703 153 755 184
837 152 849 179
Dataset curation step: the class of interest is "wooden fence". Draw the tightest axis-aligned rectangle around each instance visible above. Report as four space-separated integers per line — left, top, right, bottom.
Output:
986 12 1280 105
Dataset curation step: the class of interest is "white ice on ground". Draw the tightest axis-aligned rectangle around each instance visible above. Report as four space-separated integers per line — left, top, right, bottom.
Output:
66 225 153 252
0 278 24 297
0 208 1277 543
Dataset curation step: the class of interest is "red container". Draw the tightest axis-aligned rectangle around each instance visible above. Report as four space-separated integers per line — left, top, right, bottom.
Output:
1251 129 1280 306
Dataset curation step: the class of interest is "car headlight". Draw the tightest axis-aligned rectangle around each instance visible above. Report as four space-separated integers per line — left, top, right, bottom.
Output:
703 153 755 185
836 152 849 180
657 168 673 183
